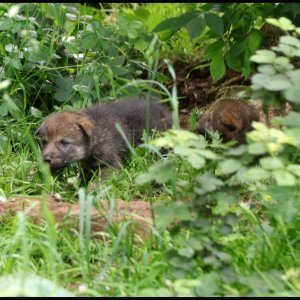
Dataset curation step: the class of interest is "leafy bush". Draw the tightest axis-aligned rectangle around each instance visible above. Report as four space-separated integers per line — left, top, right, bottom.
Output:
152 3 300 81
0 3 161 119
136 17 300 296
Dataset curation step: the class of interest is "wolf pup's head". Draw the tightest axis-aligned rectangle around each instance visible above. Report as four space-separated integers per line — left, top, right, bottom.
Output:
196 100 260 145
36 111 95 170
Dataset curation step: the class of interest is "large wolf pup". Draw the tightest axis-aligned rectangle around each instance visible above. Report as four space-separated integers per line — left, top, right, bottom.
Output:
196 100 260 145
36 98 172 181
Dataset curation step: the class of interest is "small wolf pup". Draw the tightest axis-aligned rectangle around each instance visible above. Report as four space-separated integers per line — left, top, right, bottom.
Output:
36 98 172 181
196 99 260 145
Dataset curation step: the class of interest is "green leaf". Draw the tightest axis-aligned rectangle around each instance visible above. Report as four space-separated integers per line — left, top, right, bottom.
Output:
287 164 300 177
81 31 98 51
134 7 150 20
135 161 175 184
225 52 242 72
0 274 74 297
257 65 276 75
30 107 42 118
250 49 276 63
272 170 296 186
279 111 300 127
196 172 224 193
198 149 220 160
174 204 191 221
204 12 224 35
0 18 14 30
248 29 263 53
210 57 226 81
127 27 138 39
259 157 284 170
204 40 224 60
247 142 267 155
153 11 198 33
195 273 221 297
241 167 270 182
264 74 291 91
11 58 22 70
178 247 195 258
152 17 178 32
134 38 149 51
186 16 206 39
218 159 241 175
187 153 206 169
284 70 300 103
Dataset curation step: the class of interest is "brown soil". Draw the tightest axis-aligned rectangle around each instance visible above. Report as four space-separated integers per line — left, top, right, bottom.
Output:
0 195 153 240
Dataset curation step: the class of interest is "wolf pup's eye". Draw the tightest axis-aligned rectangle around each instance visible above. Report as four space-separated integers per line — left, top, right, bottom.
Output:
41 138 47 146
60 139 70 146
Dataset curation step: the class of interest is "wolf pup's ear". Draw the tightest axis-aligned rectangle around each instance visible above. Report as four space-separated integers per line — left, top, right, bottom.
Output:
35 124 43 137
76 116 95 138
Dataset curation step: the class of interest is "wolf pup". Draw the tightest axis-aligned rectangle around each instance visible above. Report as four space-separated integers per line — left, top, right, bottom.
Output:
196 99 260 145
36 98 172 181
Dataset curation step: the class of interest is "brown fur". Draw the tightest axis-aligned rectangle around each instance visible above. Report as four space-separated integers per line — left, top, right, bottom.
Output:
196 100 260 144
36 98 172 180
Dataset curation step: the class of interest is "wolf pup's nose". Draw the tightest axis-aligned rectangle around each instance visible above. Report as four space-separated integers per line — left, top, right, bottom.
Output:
43 156 52 163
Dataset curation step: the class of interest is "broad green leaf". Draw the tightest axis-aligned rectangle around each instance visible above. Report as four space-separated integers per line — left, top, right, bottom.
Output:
250 49 276 63
30 107 43 118
225 52 242 72
272 44 293 56
247 142 267 155
248 29 263 53
264 74 291 91
54 89 72 102
174 204 191 221
259 157 284 170
127 27 138 39
251 73 270 87
178 247 195 258
257 65 276 75
195 273 221 297
11 58 22 70
241 167 270 182
81 31 98 51
204 40 224 60
267 17 295 31
284 70 300 103
134 38 148 51
0 274 74 297
284 85 300 104
0 18 14 30
135 161 175 184
152 17 177 32
187 153 206 169
279 111 300 127
198 149 220 160
210 57 226 82
272 170 296 186
204 12 224 35
230 39 247 56
186 16 206 39
153 11 198 33
218 159 241 175
197 172 224 192
134 7 150 20
287 164 300 177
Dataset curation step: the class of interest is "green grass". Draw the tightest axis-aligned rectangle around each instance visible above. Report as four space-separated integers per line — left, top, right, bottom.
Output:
1 3 300 297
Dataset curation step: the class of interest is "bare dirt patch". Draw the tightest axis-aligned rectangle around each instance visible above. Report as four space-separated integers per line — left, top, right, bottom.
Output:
0 195 153 240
